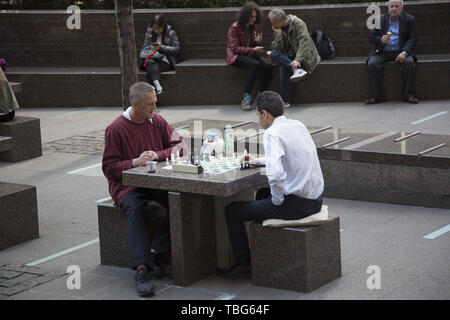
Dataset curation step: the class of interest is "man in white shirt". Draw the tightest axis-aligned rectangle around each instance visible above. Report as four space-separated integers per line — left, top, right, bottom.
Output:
221 90 324 278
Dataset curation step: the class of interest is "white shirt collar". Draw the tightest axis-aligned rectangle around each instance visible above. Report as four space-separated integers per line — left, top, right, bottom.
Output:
122 106 152 124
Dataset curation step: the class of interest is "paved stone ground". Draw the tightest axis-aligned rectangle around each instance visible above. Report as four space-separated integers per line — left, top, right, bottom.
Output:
0 100 449 300
0 264 66 299
42 129 105 155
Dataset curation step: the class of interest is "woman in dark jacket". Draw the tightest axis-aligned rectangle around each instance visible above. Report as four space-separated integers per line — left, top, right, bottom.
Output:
226 1 274 111
140 15 180 95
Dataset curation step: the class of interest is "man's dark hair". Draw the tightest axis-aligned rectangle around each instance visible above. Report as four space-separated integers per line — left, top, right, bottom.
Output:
255 91 284 118
237 1 261 29
151 14 167 29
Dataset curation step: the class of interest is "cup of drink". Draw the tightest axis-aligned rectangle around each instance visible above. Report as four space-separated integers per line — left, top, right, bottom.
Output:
146 161 157 172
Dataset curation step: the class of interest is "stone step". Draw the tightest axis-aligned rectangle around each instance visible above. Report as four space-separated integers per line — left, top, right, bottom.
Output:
7 54 450 108
1 1 449 67
9 82 22 94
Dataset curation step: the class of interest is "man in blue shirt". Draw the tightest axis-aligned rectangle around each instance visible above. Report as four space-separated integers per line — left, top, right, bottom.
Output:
366 0 418 104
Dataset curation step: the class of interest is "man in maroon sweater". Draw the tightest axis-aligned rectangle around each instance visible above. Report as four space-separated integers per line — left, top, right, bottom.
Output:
102 82 186 297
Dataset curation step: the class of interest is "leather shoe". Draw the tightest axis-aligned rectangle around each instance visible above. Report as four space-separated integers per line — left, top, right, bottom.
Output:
217 263 251 278
365 97 385 105
403 96 418 104
135 266 154 297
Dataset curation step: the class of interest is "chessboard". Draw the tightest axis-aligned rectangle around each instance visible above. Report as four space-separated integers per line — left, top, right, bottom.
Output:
162 156 241 174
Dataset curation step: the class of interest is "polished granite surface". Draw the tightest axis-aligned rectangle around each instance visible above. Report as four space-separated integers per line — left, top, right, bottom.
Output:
122 161 267 196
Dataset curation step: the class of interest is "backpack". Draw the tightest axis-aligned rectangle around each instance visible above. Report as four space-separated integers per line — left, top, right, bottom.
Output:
310 30 335 60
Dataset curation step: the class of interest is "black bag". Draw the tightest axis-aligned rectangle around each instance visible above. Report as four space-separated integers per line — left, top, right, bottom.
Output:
310 30 335 60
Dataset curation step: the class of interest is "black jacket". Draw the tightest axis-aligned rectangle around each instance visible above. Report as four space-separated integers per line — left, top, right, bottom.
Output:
139 24 180 69
368 12 417 61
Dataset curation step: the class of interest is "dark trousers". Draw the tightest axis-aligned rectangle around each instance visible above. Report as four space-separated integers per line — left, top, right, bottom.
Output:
121 188 171 270
145 59 171 82
367 51 416 100
225 187 323 265
233 54 274 94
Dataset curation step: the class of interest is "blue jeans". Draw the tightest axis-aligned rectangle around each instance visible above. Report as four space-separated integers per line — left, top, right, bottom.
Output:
269 50 294 102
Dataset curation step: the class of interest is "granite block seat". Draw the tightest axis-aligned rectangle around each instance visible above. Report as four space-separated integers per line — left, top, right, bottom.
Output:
0 116 42 162
97 199 167 268
0 136 12 153
248 215 341 293
6 54 450 108
0 181 39 250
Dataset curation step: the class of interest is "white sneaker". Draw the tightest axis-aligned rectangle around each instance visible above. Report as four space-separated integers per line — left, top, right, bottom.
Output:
290 68 307 83
284 102 291 108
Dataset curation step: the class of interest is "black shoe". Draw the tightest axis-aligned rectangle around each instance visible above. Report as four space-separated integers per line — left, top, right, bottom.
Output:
217 263 251 279
403 95 418 104
365 97 385 105
135 266 155 297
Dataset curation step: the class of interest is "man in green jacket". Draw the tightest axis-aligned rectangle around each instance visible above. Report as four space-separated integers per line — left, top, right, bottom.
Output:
267 9 320 108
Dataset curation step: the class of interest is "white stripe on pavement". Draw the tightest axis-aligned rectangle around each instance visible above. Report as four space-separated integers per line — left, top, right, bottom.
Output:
66 163 102 174
25 238 100 267
410 111 448 125
423 224 450 240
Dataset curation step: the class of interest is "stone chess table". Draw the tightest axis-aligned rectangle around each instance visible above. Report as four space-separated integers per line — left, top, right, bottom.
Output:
122 160 267 286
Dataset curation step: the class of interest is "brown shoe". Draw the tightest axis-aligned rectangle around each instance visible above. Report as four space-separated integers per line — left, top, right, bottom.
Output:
365 97 385 105
403 96 418 104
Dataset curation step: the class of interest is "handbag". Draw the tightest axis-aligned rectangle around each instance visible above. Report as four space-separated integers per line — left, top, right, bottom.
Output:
140 50 164 70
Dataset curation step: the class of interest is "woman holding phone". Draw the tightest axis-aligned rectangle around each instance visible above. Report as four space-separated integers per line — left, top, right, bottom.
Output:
139 14 180 95
226 1 274 111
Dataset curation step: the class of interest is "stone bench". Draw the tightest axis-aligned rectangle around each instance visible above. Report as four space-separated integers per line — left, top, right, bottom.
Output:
10 82 22 94
0 116 42 162
2 2 449 67
97 199 167 268
248 216 341 293
0 136 12 153
7 54 450 108
0 181 39 250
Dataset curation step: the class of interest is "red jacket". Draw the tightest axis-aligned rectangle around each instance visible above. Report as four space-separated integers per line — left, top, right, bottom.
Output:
102 113 186 207
226 22 262 65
